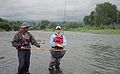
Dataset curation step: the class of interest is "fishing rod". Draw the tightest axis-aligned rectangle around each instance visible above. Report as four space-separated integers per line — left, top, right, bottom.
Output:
18 47 66 51
63 0 67 34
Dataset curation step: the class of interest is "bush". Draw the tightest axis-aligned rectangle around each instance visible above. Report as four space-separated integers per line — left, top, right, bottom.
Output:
0 22 11 31
12 24 20 31
0 28 5 31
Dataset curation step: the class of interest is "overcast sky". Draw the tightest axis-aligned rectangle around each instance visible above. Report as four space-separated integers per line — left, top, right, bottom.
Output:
0 0 120 22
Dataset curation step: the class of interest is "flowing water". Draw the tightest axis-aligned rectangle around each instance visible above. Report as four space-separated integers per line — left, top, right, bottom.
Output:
0 31 120 74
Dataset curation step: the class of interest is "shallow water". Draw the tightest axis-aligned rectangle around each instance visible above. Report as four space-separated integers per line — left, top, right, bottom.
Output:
0 31 120 74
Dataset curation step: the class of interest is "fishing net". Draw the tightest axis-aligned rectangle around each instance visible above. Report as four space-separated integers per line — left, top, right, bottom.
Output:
50 50 66 59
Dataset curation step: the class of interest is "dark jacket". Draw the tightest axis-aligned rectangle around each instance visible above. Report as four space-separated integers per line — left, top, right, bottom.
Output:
12 31 40 50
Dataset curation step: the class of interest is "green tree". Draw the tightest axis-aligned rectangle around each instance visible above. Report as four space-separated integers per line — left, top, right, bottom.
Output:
0 18 8 22
83 2 119 28
12 24 20 31
40 20 50 29
117 11 120 24
0 22 11 31
64 22 81 30
89 11 96 26
95 2 117 26
49 22 57 29
83 16 90 25
9 21 22 31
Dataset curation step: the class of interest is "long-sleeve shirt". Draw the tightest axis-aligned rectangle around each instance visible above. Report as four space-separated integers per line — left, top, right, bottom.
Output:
12 31 40 49
50 33 67 47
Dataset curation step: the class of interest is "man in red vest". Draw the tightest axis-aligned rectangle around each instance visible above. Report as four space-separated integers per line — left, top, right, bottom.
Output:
49 25 67 73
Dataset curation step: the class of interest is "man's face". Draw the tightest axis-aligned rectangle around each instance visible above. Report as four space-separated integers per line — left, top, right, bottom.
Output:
56 28 61 34
22 27 29 32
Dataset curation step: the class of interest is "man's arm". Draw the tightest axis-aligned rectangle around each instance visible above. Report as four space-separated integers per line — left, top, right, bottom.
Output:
12 33 21 48
30 34 40 47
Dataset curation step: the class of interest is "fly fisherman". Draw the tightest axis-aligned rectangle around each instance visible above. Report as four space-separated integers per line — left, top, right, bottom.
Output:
49 25 67 73
12 22 40 74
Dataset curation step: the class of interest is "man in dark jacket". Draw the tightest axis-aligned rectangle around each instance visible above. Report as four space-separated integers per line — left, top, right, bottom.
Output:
12 22 40 74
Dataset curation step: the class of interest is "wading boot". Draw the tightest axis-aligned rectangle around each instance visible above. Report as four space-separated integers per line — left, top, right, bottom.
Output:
48 62 55 73
55 62 62 73
23 71 31 74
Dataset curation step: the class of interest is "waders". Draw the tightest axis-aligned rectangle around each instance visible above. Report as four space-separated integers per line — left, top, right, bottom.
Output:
48 50 66 74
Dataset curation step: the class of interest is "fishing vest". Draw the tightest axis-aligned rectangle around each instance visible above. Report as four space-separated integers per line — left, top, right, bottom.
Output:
54 34 63 44
18 32 31 46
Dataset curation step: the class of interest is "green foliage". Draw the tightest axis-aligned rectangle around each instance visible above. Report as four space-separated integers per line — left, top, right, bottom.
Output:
0 18 23 31
0 18 11 31
12 24 20 31
9 21 21 31
83 16 90 25
68 25 120 34
48 22 57 29
0 18 8 22
0 28 5 31
95 2 117 25
64 22 82 30
83 2 120 28
40 20 50 29
30 24 39 30
0 22 11 31
87 29 120 34
117 11 120 24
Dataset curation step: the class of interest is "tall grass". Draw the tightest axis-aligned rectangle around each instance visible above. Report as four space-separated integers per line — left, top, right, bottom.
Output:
87 29 120 34
69 25 120 34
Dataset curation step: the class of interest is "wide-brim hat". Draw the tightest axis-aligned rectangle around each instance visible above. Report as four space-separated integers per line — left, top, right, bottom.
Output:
21 22 30 28
55 26 61 30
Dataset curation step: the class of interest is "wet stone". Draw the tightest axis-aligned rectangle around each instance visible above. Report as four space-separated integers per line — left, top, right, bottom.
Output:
0 56 5 60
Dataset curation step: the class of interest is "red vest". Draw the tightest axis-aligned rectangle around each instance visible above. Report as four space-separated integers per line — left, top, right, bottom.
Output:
54 34 63 44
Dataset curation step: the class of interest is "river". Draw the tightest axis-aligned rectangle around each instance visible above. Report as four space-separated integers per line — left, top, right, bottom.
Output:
0 31 120 74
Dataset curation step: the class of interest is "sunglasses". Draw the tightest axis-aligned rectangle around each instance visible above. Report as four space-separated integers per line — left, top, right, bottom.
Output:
56 28 61 30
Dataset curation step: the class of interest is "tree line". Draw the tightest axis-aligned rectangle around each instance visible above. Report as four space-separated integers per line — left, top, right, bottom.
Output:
0 18 82 31
0 18 22 31
30 20 82 31
83 2 120 29
0 2 120 31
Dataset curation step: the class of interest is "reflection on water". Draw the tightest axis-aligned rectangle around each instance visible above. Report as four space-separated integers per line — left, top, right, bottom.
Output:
89 44 120 74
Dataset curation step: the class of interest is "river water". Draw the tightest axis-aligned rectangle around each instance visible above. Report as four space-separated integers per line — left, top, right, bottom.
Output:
0 31 120 74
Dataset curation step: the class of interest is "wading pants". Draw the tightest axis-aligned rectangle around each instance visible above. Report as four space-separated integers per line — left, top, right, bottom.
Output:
17 50 31 74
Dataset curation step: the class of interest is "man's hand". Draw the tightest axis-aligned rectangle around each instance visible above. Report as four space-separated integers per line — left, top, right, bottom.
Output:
56 44 63 47
16 44 21 48
21 46 26 49
37 45 40 48
21 46 30 49
39 47 46 51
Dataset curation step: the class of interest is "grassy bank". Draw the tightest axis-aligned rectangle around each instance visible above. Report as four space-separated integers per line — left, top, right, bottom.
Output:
1 27 120 34
41 28 120 34
87 29 120 34
70 27 120 34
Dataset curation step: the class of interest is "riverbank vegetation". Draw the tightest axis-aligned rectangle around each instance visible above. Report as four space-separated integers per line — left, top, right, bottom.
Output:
0 2 120 34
